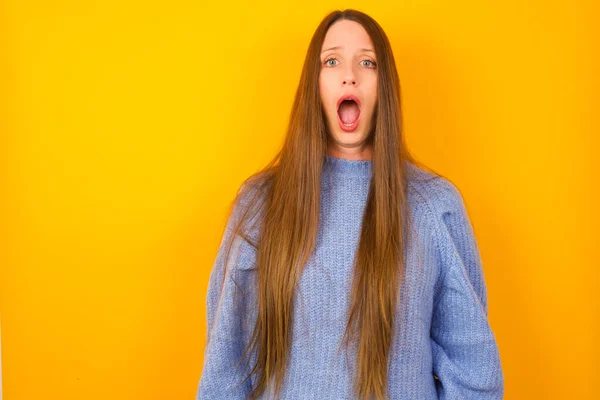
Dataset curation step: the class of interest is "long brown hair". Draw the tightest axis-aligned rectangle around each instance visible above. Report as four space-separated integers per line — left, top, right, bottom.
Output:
216 8 441 400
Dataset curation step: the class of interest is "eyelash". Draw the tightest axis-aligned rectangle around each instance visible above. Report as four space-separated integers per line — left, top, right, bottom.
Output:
323 57 377 68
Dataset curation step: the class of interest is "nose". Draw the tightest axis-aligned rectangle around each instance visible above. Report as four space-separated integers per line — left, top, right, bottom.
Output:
343 65 356 86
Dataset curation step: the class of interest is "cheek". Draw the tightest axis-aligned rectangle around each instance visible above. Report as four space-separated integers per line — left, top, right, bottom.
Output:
367 80 378 113
319 73 335 107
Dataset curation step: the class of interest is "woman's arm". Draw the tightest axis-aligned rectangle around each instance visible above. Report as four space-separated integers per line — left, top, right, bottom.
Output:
430 180 504 399
196 190 256 399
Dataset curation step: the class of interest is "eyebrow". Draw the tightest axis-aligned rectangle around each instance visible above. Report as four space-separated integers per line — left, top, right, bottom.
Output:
320 46 375 54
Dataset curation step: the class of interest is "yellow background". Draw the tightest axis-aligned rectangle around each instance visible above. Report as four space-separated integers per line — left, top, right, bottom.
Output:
1 1 598 399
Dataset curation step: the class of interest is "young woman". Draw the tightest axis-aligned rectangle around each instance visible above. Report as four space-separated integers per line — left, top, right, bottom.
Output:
197 9 504 400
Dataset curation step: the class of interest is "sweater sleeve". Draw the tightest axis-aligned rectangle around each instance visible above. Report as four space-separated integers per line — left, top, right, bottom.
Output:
196 189 257 399
430 181 504 400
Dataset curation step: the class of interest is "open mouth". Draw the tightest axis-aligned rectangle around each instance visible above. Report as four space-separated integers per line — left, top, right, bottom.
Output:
337 96 361 132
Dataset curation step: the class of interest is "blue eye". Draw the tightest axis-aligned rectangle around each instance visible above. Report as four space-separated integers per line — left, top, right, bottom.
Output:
361 59 376 68
324 58 338 66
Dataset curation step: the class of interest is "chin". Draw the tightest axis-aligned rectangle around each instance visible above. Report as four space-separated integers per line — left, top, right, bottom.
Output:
327 117 372 146
332 130 368 145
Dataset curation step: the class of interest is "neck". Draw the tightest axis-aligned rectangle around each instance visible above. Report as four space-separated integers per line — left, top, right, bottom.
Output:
326 144 373 161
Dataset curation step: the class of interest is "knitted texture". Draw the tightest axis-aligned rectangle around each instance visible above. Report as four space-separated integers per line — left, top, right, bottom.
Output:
196 155 504 399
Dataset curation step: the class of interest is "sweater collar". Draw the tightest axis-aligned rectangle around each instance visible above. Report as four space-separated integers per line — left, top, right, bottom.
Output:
323 155 372 178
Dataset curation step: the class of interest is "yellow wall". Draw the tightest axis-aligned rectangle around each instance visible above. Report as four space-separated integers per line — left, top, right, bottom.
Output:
1 1 598 399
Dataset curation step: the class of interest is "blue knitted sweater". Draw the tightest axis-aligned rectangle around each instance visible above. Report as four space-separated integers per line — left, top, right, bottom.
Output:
196 155 504 399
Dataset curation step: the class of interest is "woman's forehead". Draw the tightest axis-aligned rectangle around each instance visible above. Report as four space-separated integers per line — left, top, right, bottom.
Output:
321 20 374 52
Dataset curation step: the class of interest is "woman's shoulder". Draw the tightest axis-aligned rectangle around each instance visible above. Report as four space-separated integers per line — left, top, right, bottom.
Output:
404 161 469 223
229 170 274 243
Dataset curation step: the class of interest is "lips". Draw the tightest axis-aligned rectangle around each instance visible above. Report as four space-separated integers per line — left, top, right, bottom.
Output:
336 94 361 132
337 94 362 111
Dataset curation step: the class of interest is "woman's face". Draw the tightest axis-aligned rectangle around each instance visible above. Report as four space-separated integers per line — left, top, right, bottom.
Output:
319 19 378 159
